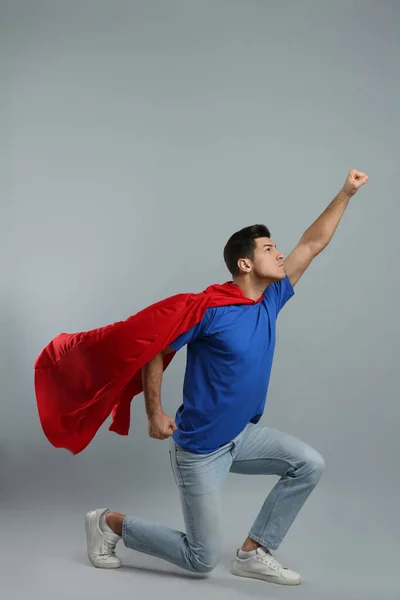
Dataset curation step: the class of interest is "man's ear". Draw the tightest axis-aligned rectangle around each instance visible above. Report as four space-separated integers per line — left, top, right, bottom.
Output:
237 258 251 273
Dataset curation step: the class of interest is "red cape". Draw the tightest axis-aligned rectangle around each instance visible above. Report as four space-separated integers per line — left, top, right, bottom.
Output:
34 282 263 454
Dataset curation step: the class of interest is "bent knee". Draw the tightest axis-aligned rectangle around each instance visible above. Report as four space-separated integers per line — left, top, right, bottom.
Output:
192 559 219 574
189 550 220 573
315 452 326 472
308 450 326 478
298 446 325 480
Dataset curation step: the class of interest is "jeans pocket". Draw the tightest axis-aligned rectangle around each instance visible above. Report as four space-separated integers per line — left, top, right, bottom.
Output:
169 449 181 487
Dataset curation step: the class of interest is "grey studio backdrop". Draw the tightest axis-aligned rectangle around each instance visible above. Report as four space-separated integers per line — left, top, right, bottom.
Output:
2 2 399 600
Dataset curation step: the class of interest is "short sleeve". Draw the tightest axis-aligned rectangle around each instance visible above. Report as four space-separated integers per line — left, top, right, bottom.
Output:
263 275 295 315
169 309 214 352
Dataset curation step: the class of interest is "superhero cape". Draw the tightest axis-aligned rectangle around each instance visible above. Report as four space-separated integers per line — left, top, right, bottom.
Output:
34 282 263 454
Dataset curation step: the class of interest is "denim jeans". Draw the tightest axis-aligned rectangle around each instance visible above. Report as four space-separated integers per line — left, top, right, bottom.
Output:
122 422 325 573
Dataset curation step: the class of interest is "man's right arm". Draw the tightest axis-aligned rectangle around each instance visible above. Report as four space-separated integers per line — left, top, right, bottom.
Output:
142 314 209 440
142 345 177 440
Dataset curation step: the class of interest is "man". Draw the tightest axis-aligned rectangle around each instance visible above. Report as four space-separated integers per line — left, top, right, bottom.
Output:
85 169 368 585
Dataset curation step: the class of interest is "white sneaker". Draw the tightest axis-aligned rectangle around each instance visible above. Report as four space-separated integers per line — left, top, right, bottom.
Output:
85 508 122 569
231 547 301 586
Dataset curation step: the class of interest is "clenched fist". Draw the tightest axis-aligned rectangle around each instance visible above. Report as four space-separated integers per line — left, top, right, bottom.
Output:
148 411 177 440
341 169 369 197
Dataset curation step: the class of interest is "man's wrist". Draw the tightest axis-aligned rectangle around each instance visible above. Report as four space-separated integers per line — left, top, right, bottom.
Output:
147 407 163 419
338 188 353 201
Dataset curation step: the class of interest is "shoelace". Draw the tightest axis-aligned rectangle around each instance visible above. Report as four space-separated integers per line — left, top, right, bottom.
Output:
101 536 117 556
257 550 287 573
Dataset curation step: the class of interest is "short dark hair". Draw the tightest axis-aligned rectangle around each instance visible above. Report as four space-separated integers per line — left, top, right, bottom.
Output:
223 224 271 277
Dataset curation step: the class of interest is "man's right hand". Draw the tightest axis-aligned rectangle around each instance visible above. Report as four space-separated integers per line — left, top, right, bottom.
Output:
148 411 177 440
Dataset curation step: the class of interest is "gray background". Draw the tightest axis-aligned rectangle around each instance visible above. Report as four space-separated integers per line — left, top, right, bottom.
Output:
2 1 399 599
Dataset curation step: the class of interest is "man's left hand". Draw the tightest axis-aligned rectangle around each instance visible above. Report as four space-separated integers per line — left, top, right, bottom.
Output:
341 169 369 197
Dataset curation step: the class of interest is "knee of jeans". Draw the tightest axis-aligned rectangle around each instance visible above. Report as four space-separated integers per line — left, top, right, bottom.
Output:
295 446 326 480
189 548 220 573
307 450 326 480
192 559 219 574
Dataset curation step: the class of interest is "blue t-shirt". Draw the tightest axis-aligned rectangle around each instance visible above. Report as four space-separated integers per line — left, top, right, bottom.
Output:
169 275 295 454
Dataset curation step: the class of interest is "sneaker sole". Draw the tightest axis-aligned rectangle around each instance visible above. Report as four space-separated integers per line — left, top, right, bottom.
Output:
231 563 301 586
85 511 121 569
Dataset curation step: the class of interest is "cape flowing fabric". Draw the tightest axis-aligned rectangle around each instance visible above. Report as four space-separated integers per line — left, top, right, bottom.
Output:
34 283 262 454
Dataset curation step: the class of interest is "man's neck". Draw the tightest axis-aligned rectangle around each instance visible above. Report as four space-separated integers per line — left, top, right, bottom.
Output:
232 276 273 301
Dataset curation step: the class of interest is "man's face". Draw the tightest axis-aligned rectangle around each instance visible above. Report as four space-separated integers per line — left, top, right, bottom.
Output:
241 237 286 281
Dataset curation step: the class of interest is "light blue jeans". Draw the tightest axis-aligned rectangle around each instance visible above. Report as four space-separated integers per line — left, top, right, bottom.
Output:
122 422 325 573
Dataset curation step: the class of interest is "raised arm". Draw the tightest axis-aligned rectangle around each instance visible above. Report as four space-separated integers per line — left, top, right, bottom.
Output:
284 169 368 287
